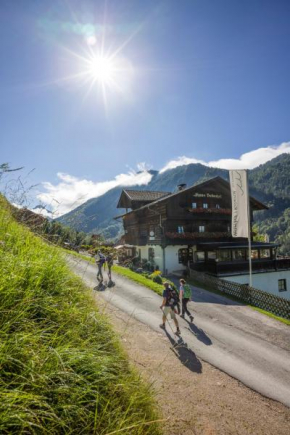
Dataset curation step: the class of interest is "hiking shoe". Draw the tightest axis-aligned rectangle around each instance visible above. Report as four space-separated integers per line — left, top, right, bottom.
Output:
159 323 166 330
190 315 194 322
180 314 185 318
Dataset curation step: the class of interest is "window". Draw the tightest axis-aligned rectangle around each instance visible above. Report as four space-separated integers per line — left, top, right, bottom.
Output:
140 228 147 237
192 202 197 209
203 203 208 209
148 247 155 262
278 279 287 292
178 226 184 233
199 225 205 233
196 251 205 261
260 249 270 258
207 251 216 260
218 250 231 262
233 249 246 261
246 250 259 260
178 248 193 264
216 204 220 209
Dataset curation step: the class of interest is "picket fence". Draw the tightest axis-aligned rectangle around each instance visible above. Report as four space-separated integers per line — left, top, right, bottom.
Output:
190 269 290 320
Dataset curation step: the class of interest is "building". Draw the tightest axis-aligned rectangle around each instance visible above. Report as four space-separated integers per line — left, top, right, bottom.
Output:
115 177 290 299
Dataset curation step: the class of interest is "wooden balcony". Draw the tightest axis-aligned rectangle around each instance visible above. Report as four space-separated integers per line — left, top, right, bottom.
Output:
187 207 231 215
165 231 231 241
190 257 290 276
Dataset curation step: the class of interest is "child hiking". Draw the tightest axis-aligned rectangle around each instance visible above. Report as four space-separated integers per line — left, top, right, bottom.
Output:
160 282 181 336
179 278 194 322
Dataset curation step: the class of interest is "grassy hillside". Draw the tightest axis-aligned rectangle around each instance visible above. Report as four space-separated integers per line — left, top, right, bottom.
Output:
0 196 160 434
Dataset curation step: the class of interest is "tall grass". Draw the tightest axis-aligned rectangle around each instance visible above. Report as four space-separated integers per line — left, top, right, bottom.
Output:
0 196 161 434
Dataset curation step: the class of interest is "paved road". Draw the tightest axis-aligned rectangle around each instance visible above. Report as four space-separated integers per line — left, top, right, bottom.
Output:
69 257 290 408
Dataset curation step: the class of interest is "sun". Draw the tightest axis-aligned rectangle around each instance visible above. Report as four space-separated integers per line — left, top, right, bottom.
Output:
87 56 116 85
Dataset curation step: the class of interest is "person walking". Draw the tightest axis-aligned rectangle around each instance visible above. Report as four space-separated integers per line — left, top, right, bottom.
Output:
96 250 106 282
179 278 194 322
160 282 181 335
170 284 180 315
106 253 114 281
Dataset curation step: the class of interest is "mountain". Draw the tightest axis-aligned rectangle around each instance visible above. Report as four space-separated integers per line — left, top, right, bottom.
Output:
57 154 290 254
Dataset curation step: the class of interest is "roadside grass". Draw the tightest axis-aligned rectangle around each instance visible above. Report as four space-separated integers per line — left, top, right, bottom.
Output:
0 197 161 435
112 265 164 296
188 276 290 326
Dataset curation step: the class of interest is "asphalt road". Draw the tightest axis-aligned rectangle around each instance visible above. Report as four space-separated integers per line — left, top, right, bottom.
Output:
69 257 290 408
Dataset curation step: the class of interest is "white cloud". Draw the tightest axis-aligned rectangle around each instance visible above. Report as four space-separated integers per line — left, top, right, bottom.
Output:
160 141 290 173
37 169 153 217
37 141 290 218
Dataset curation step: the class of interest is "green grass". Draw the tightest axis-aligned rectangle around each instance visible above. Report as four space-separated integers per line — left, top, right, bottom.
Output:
0 196 161 435
188 276 290 326
112 266 164 296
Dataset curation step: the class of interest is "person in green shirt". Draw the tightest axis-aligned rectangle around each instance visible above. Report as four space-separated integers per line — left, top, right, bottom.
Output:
179 278 194 322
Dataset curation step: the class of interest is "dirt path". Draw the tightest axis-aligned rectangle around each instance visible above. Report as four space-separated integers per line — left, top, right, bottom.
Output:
97 297 290 435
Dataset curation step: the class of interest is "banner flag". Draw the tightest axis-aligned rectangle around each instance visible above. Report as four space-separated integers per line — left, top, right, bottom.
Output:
229 170 249 238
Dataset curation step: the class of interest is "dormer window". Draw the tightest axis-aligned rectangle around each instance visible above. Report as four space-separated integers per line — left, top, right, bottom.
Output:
203 203 208 209
178 226 184 233
199 225 205 233
192 202 197 209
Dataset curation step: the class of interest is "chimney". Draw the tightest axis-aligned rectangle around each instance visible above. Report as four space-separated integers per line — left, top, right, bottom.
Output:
177 183 187 191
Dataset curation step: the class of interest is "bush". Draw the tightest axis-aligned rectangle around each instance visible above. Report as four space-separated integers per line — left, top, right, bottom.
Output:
152 274 163 284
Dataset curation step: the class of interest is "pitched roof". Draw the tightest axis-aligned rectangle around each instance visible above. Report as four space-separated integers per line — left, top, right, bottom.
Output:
117 189 171 209
115 176 268 218
123 189 171 201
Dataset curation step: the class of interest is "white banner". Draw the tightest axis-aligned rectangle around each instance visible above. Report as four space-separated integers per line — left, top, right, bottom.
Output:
229 170 249 238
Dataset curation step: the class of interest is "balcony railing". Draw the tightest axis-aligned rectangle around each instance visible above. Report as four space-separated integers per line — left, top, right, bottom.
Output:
187 207 231 215
165 231 231 240
190 257 290 275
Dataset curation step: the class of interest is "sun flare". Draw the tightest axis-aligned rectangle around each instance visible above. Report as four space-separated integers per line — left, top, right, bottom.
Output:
88 56 115 84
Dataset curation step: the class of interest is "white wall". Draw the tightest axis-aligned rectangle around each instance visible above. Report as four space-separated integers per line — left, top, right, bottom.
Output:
136 245 163 271
136 244 187 273
224 271 290 300
164 245 187 274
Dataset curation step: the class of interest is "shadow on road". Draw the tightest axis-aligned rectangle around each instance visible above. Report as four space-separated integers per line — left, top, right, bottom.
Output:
185 319 212 346
164 329 202 374
167 275 243 306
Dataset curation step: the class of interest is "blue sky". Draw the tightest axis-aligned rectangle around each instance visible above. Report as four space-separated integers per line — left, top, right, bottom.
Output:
1 0 290 215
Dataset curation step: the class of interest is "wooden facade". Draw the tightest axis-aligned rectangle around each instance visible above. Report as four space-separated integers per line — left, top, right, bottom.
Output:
117 177 265 249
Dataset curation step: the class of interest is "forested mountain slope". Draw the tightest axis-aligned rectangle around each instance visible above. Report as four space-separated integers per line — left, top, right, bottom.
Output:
58 154 290 254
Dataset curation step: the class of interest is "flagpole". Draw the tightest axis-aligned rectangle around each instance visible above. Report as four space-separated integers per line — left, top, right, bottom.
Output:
246 170 252 287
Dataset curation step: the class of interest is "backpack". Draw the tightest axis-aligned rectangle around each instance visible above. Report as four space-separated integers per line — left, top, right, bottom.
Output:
165 287 178 307
96 255 106 265
183 284 191 299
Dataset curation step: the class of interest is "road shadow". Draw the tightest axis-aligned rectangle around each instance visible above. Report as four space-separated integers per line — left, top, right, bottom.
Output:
185 319 212 346
93 283 106 291
164 329 202 374
94 279 116 292
166 275 244 307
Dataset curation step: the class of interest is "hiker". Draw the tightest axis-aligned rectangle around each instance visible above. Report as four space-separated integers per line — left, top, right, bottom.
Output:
169 284 180 315
179 278 194 322
106 253 114 281
160 282 181 335
96 250 106 282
